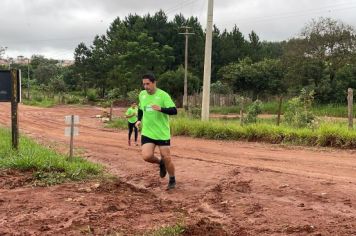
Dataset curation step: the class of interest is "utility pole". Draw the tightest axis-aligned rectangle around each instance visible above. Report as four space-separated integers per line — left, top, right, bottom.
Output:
179 26 194 111
201 0 214 121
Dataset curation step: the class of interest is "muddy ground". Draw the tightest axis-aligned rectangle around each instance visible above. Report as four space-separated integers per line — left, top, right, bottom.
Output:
0 104 355 235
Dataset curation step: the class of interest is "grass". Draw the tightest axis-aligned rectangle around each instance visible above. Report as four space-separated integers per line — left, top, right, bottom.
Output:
0 127 103 185
22 98 57 108
107 115 356 149
145 223 185 236
211 102 356 118
172 118 356 148
21 92 109 108
106 118 127 129
312 103 355 117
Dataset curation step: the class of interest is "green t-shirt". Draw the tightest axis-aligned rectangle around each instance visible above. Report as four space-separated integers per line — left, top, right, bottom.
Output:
125 107 138 123
139 88 175 140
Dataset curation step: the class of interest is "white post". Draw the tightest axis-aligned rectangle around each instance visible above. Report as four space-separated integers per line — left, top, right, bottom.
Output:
69 115 74 158
201 0 214 121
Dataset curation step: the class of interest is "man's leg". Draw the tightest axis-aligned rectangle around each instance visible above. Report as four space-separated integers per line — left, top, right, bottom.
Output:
159 146 175 176
141 143 160 164
159 146 176 189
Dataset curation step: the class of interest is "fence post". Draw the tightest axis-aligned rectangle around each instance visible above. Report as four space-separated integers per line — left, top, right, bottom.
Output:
348 88 353 129
240 98 244 126
277 96 283 126
109 101 113 121
11 69 19 150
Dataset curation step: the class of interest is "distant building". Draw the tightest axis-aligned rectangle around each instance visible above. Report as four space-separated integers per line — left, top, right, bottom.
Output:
57 59 74 67
0 56 30 66
14 56 30 65
0 56 74 67
0 59 8 66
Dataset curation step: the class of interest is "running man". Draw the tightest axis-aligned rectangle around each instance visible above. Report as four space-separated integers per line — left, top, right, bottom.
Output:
125 102 138 146
135 73 178 190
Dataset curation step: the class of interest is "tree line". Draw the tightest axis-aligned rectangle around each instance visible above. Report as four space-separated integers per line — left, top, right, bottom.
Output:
3 11 356 104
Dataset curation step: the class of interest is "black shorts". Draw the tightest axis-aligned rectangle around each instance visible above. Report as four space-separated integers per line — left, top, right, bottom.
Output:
141 135 170 146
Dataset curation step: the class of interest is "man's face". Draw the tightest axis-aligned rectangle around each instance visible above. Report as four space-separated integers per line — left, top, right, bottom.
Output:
142 78 156 94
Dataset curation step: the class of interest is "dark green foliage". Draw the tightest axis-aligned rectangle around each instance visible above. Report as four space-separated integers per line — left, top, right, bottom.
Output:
12 14 355 106
219 58 285 99
284 89 317 128
211 81 232 94
159 66 200 101
244 100 262 124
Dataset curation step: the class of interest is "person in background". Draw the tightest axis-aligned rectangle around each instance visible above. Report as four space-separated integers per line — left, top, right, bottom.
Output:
125 102 138 146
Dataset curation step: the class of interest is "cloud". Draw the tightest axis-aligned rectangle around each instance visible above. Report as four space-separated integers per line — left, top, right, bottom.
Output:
1 0 355 59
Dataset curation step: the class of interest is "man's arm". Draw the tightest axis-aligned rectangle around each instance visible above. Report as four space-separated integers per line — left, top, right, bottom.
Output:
125 114 136 118
160 107 177 115
137 108 143 121
151 105 177 115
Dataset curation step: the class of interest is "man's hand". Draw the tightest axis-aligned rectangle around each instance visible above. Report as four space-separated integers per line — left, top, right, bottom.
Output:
135 121 141 128
151 105 161 111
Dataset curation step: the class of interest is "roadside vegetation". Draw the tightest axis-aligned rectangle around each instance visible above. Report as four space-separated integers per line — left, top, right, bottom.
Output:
211 102 356 118
108 116 356 149
108 90 356 149
0 127 103 186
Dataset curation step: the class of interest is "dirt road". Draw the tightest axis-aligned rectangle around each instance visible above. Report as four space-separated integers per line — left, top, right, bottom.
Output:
0 104 356 235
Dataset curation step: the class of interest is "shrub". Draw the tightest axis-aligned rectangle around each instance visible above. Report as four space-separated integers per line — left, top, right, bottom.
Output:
284 89 317 128
86 89 98 102
244 100 262 124
65 95 81 104
127 89 140 103
188 107 201 119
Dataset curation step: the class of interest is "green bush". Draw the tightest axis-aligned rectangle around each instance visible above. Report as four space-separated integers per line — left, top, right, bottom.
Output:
86 89 98 102
188 107 201 119
65 95 81 104
127 89 140 103
284 89 317 128
244 100 262 124
97 100 112 108
33 94 44 102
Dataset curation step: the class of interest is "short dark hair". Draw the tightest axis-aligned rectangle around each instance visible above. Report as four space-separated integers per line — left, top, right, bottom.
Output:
142 73 156 82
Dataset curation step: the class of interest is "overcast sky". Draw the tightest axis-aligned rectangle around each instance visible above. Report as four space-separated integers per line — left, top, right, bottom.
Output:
1 0 356 60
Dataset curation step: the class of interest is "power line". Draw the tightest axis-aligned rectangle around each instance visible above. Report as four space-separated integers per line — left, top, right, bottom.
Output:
198 0 207 22
165 0 197 16
230 2 356 24
165 0 195 13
